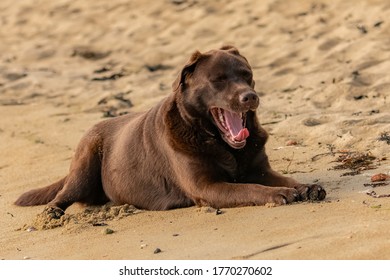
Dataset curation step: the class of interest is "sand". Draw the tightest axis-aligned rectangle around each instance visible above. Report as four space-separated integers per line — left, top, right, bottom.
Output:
0 0 389 260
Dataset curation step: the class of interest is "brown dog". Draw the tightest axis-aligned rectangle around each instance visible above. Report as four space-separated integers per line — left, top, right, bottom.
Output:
15 46 326 216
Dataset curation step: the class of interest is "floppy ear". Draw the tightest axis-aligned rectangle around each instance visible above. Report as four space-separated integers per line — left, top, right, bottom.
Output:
172 50 203 92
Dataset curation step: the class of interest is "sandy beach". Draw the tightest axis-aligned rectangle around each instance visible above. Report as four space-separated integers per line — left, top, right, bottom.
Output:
1 0 390 260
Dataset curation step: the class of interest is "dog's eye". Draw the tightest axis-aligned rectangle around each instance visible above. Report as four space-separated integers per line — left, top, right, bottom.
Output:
240 70 253 82
211 75 227 83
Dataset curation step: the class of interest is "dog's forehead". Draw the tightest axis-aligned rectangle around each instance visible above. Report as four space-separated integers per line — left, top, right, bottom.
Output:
201 50 252 74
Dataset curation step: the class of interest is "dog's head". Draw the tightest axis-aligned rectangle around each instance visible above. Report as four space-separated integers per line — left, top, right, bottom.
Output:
173 46 259 149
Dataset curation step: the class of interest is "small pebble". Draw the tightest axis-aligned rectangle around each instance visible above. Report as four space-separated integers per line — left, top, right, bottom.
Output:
154 248 162 254
103 228 114 234
371 173 390 182
286 140 298 146
140 244 148 249
26 226 37 232
216 209 223 215
23 256 31 260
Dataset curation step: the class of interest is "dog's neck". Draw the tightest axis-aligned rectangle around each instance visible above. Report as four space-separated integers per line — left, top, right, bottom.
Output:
164 93 212 152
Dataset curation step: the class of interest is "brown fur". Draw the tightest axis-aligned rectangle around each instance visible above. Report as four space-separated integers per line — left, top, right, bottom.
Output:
15 46 326 215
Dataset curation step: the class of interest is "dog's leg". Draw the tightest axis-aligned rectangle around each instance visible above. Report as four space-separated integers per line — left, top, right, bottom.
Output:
44 138 107 217
258 168 326 201
189 181 300 208
243 154 326 201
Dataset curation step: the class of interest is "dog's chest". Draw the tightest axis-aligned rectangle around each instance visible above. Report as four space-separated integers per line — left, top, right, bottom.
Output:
213 149 253 183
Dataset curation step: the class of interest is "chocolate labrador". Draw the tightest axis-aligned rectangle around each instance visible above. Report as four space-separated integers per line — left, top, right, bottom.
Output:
15 46 326 216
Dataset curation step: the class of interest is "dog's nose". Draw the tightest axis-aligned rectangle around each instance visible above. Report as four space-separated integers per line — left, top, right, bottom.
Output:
239 92 259 109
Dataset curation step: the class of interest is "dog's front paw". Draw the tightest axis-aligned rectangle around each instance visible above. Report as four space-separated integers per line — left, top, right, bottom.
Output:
263 187 299 205
294 184 326 201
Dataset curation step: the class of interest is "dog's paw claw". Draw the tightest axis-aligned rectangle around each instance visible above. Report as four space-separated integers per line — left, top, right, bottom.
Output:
295 184 326 201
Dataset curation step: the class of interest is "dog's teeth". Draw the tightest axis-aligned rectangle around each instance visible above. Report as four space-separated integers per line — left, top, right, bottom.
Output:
218 108 224 124
218 110 223 122
217 109 226 128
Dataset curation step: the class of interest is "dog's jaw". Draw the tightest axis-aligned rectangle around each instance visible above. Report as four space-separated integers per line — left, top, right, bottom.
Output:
210 107 249 149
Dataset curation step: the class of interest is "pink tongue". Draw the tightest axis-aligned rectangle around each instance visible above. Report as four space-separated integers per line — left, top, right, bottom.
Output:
223 110 250 142
234 128 249 141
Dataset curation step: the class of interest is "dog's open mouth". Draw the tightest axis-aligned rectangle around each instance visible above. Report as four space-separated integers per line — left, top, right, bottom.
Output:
210 107 249 149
